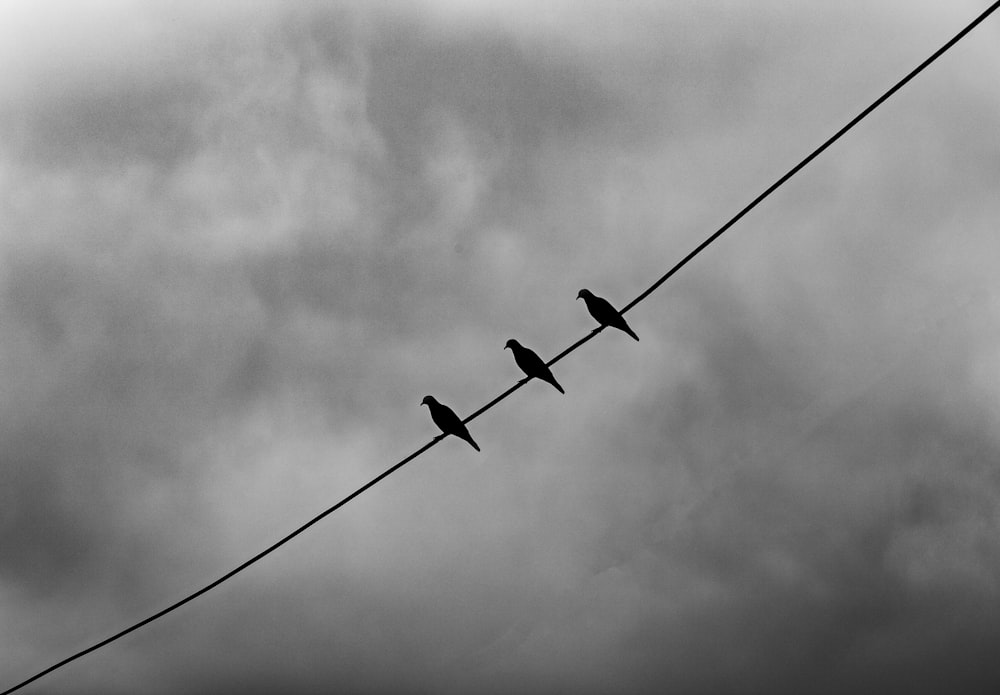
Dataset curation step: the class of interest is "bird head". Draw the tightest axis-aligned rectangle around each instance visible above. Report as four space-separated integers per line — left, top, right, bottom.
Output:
504 339 518 350
576 289 590 300
420 395 435 407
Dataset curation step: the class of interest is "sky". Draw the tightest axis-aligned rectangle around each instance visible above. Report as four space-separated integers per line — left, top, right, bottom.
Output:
2 0 1000 693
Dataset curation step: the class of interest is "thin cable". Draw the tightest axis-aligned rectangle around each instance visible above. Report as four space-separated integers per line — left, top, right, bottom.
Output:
6 2 998 692
618 2 1000 316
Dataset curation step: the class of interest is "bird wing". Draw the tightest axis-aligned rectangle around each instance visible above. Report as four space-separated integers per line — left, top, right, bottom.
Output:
591 295 621 324
430 403 461 434
430 403 480 451
520 347 548 376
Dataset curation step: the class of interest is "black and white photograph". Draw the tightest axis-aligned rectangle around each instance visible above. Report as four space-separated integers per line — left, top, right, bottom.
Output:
2 1 1000 693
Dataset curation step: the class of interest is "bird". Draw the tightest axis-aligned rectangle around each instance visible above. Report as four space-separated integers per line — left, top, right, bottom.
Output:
420 395 480 451
577 289 639 341
504 339 565 394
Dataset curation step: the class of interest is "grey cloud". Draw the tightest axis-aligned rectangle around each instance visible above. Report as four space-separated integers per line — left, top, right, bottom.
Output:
3 1 1000 694
3 77 206 168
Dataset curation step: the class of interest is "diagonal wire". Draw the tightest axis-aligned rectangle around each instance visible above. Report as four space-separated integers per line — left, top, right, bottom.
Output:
5 2 999 693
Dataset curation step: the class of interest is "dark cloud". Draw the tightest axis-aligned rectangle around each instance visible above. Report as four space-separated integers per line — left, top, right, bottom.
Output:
3 77 206 168
2 1 1000 693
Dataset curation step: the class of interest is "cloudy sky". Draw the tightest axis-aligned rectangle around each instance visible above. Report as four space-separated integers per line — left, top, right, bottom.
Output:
2 1 1000 693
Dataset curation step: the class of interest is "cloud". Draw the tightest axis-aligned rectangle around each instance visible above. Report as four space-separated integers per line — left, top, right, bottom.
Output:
2 1 1000 693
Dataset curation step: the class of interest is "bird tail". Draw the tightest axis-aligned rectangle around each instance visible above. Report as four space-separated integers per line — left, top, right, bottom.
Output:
551 377 565 394
460 431 481 452
623 324 640 342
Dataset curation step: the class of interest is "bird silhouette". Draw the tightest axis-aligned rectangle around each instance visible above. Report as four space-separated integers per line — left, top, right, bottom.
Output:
577 289 639 341
420 395 480 451
504 339 565 394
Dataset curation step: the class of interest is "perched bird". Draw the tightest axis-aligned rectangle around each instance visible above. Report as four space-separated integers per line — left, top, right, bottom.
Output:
505 339 565 394
577 289 639 341
420 395 480 451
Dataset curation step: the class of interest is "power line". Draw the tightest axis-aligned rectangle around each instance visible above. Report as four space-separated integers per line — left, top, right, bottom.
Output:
6 2 999 692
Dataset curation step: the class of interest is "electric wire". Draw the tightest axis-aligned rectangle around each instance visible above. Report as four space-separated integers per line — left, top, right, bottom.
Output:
5 2 999 692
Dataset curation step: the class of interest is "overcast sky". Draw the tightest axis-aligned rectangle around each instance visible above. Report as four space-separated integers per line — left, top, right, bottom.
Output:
2 1 1000 693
